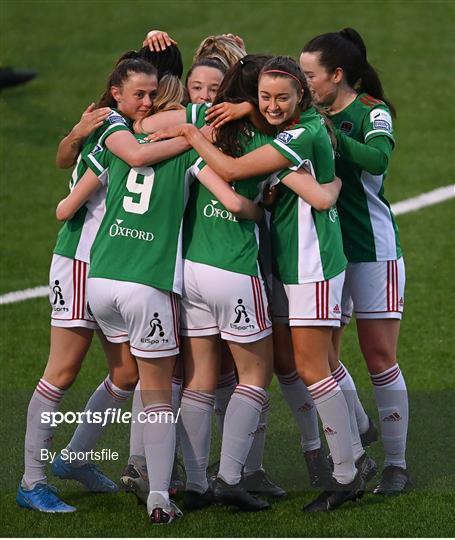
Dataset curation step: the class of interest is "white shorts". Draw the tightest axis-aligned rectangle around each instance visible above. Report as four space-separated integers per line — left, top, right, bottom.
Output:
49 254 98 330
271 276 290 324
341 258 405 324
272 272 345 328
180 260 272 343
87 277 180 358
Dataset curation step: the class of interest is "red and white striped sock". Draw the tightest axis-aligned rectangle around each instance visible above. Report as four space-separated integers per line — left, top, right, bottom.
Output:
331 363 364 461
143 403 176 496
214 371 237 435
244 394 270 475
371 364 408 469
22 378 65 489
277 370 321 452
66 377 132 465
219 384 267 485
179 389 215 494
308 376 356 484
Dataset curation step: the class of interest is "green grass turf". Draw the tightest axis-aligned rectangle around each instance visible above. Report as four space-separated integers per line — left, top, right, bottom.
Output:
1 0 454 536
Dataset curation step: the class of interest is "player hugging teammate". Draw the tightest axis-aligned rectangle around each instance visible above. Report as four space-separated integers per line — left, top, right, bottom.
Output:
17 27 409 523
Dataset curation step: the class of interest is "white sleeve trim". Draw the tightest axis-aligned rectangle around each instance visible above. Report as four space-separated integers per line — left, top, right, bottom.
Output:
364 129 394 141
87 153 105 174
273 139 304 167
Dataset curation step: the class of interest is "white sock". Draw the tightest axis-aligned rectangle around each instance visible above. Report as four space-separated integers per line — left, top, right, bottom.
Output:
129 382 144 459
22 378 65 489
332 363 364 461
218 384 266 485
171 376 183 454
277 371 320 452
214 371 237 435
179 389 214 494
143 403 176 493
244 394 270 475
308 376 356 484
65 377 132 466
337 360 370 434
370 364 408 469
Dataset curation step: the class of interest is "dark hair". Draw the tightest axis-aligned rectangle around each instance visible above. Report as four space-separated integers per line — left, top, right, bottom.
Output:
212 54 272 156
303 28 396 116
259 56 312 112
97 57 158 108
185 58 227 87
137 44 183 79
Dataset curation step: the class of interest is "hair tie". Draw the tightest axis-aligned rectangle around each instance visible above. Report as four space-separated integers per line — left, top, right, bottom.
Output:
262 69 303 91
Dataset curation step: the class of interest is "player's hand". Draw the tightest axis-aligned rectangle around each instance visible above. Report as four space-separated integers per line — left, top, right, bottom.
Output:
222 33 246 50
72 103 111 140
143 30 178 51
147 123 193 142
200 124 215 142
205 102 252 129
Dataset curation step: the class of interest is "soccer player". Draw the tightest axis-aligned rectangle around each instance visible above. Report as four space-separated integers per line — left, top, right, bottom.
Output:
16 57 190 513
151 55 369 512
55 131 264 523
300 28 410 495
185 58 226 104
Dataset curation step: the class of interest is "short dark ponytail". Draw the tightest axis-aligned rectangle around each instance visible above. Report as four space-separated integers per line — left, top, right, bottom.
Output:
303 28 396 116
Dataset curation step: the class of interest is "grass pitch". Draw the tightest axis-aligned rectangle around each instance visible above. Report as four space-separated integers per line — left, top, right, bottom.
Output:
1 0 454 537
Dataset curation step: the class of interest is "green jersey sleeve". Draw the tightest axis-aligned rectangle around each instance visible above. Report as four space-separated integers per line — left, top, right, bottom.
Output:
186 103 210 128
269 126 312 169
363 105 395 145
336 131 393 175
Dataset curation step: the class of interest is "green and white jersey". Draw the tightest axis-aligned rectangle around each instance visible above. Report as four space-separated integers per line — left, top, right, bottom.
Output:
331 93 401 262
87 135 200 294
53 110 131 262
184 127 274 276
269 107 347 284
186 102 210 128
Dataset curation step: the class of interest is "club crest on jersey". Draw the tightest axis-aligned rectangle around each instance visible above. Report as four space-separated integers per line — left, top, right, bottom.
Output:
328 207 339 223
276 127 305 145
340 121 353 134
230 299 254 331
370 109 392 132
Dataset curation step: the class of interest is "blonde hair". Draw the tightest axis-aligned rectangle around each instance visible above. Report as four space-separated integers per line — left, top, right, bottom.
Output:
134 74 185 133
193 35 246 70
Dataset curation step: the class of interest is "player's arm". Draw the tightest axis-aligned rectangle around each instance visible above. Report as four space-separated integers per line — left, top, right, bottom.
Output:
280 170 342 210
56 168 103 221
105 130 190 167
336 131 393 175
56 104 112 168
150 123 292 182
197 165 263 223
136 109 187 134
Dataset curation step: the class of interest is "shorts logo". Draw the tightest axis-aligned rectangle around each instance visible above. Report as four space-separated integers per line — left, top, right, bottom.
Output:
203 200 238 222
230 299 254 331
52 280 65 306
51 280 69 312
109 219 154 242
234 299 250 324
147 313 165 338
328 207 339 223
333 304 341 314
340 121 353 134
399 297 404 308
141 313 168 344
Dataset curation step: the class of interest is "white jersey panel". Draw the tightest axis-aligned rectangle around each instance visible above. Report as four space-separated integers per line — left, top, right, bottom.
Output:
360 171 399 260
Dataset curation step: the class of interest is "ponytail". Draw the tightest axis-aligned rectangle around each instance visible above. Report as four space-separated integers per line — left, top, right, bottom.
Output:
303 28 396 116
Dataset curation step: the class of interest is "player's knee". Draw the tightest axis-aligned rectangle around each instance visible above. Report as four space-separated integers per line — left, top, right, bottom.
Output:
110 366 139 391
363 348 396 375
45 367 79 390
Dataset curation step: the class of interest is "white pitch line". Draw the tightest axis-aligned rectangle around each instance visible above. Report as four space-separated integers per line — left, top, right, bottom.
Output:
1 183 454 306
391 184 455 216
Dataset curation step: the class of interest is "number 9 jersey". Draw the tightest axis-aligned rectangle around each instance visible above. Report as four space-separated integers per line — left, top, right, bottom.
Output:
86 135 201 295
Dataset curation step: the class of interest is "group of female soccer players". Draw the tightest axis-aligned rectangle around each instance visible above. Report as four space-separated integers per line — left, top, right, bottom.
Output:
16 27 410 523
